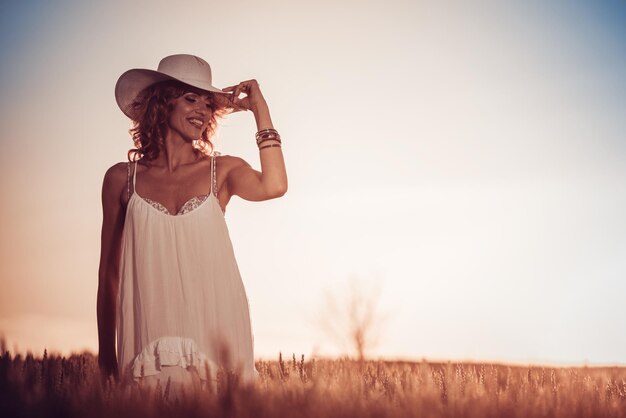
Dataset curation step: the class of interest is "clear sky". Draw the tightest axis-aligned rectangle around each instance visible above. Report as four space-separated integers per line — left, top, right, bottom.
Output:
0 0 625 365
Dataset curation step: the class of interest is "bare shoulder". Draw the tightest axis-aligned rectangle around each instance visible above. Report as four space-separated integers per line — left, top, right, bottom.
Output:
103 162 128 186
102 162 130 204
217 154 257 200
217 154 253 179
218 154 250 170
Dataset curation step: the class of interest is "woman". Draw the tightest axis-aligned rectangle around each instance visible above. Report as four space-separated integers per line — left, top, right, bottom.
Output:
97 54 287 396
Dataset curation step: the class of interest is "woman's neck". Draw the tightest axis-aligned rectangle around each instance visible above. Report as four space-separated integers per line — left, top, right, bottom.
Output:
156 131 202 173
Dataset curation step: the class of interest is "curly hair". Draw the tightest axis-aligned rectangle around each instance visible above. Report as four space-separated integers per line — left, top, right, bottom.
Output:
126 80 230 163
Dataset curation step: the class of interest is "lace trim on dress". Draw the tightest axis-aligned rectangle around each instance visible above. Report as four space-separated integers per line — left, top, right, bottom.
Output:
130 336 218 381
142 195 210 216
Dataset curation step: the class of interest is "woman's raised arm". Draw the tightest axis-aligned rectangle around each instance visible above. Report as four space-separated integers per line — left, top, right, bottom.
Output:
222 80 288 200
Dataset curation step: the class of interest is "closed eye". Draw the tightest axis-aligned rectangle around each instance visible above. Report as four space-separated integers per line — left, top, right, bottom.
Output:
185 94 213 109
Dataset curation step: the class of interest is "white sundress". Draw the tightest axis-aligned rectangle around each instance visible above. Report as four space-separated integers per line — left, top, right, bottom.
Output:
116 151 260 395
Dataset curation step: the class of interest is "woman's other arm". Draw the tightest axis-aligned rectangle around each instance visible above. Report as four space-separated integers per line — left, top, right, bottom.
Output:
96 162 127 383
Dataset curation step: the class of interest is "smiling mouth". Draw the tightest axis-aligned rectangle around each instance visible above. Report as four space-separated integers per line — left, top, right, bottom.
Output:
187 118 204 128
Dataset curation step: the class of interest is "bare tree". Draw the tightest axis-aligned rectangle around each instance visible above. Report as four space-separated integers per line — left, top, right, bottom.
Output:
316 274 390 362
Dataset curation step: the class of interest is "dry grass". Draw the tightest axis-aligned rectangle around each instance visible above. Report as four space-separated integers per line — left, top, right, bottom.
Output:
1 348 624 418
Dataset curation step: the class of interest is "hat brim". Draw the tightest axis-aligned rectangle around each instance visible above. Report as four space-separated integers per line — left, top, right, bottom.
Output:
115 68 245 120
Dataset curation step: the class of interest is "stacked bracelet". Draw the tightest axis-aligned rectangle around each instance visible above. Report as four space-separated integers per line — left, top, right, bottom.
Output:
257 137 281 146
256 128 282 151
256 129 281 143
259 143 282 151
256 128 279 138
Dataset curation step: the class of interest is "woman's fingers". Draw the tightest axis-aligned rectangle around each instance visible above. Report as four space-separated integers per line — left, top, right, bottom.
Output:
233 82 246 99
219 80 260 112
223 80 254 94
214 92 247 112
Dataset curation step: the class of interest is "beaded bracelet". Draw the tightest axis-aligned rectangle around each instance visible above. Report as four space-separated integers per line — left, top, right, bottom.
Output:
257 135 281 144
259 143 282 151
257 135 280 143
257 137 282 146
256 128 278 135
256 134 280 144
256 129 279 141
256 128 282 151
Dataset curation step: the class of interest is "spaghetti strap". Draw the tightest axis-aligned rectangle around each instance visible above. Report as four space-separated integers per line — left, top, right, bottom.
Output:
133 161 138 191
127 161 138 200
210 153 217 197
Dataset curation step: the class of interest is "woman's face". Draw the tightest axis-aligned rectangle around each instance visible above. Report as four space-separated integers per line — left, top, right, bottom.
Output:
166 91 214 140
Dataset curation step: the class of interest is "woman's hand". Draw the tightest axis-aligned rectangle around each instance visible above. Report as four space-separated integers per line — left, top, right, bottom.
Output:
98 351 119 385
220 79 268 114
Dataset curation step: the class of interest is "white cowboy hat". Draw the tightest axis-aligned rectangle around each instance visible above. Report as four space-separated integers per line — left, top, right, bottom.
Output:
115 54 244 120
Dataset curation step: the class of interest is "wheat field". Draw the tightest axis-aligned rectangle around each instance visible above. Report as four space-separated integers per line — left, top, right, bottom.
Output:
1 348 624 418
